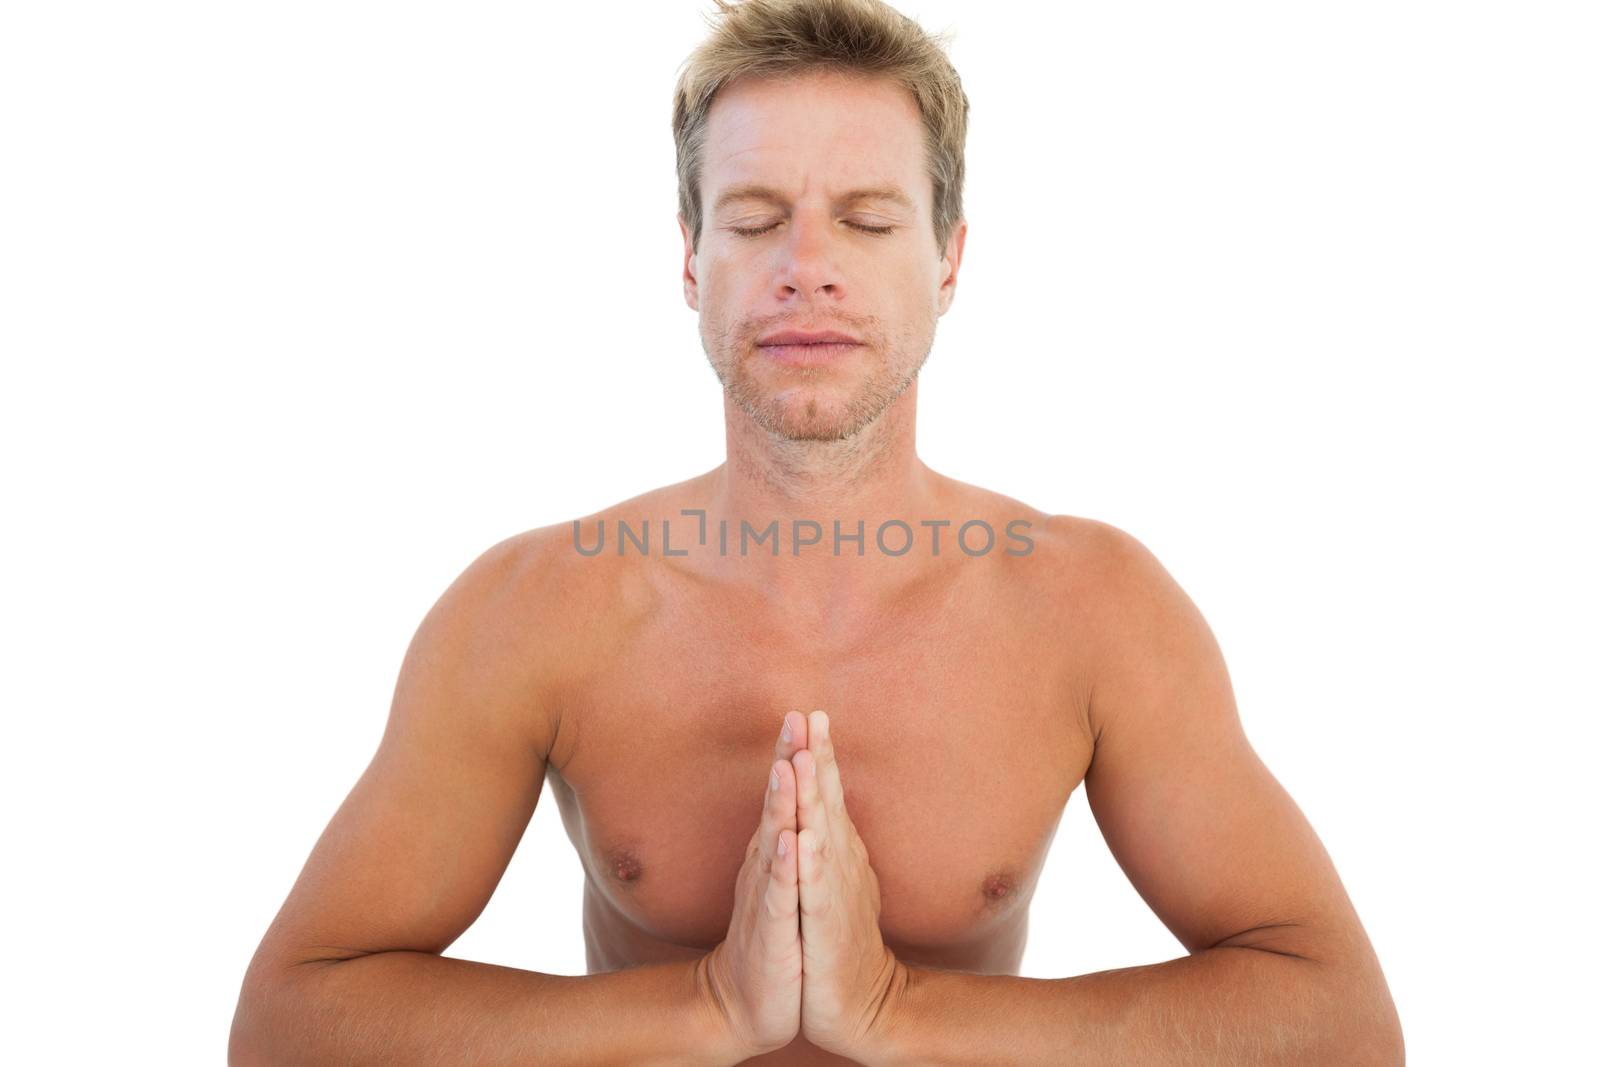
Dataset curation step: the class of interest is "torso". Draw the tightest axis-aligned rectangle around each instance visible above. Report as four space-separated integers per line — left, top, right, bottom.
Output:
529 479 1098 1063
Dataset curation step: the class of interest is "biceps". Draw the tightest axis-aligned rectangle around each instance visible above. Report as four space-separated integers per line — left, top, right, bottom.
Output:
1088 607 1363 959
281 709 546 965
255 541 552 970
1081 540 1354 960
1085 702 1343 958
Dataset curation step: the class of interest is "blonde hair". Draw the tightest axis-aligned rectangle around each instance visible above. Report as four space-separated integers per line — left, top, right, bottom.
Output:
672 0 969 256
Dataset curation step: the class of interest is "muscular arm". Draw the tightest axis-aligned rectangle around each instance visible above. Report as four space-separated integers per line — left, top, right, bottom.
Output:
868 521 1403 1066
234 953 724 1067
228 532 738 1066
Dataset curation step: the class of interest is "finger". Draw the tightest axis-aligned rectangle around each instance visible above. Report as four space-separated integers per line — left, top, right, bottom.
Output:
796 825 829 918
792 747 831 856
764 829 799 930
805 709 849 820
775 709 809 759
757 757 797 864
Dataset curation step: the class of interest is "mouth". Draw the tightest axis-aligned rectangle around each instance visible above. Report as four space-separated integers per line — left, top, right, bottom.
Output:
756 340 864 366
754 327 865 367
756 328 862 345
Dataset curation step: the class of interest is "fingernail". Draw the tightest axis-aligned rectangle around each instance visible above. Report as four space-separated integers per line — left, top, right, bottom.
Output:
778 834 789 858
770 765 780 791
780 717 792 742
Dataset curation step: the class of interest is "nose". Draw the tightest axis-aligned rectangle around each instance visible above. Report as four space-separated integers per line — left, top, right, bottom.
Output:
772 215 846 302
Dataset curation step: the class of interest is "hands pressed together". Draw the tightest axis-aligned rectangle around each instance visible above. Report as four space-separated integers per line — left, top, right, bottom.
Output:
703 710 908 1064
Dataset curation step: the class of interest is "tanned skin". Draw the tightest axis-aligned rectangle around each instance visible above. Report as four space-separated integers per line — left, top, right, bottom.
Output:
230 69 1402 1066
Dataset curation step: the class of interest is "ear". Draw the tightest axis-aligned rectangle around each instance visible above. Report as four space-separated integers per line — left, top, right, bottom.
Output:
679 215 700 312
936 218 967 316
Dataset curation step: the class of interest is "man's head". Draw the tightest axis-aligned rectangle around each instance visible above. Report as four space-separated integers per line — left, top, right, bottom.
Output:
672 0 970 442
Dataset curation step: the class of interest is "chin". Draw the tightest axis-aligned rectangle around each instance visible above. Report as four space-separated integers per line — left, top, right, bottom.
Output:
757 394 884 442
715 348 911 441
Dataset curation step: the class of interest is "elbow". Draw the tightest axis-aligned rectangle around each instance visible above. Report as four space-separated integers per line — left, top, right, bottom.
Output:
229 957 312 1066
1318 937 1404 1066
1317 1008 1403 1067
228 992 266 1067
1360 1022 1406 1067
228 1028 263 1067
229 971 281 1067
1338 977 1405 1066
1379 1011 1406 1066
1300 948 1403 1066
1367 971 1405 1064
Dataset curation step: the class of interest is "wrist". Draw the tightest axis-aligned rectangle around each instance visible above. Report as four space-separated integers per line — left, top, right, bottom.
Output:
856 954 918 1067
692 947 762 1067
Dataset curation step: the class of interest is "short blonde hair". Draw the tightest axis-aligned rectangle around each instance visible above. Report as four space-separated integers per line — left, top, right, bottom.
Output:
672 0 970 256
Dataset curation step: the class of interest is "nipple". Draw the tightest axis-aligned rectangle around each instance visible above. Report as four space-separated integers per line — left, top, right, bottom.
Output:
607 847 643 885
981 872 1014 903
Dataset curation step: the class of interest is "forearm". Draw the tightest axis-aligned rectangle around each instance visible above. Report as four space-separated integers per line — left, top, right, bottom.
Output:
872 948 1401 1066
229 950 741 1067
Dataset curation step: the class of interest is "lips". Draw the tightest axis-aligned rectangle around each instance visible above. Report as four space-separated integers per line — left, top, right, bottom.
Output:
756 329 863 346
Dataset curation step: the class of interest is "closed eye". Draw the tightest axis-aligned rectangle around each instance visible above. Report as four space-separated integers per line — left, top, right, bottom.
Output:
729 221 896 237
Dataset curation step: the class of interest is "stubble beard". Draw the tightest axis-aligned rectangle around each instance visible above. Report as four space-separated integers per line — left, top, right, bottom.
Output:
703 316 934 443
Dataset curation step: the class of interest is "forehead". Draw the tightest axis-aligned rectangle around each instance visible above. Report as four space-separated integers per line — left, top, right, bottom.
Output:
701 70 928 207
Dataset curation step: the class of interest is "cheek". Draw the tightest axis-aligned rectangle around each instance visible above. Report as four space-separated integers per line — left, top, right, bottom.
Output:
884 281 940 332
705 265 757 315
885 258 940 305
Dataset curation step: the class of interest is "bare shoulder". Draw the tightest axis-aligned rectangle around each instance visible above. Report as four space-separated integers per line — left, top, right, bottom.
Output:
936 482 1141 591
920 470 1162 598
1030 511 1203 630
417 521 625 760
1031 513 1168 592
499 471 721 624
1034 516 1222 747
475 488 700 738
487 521 629 644
964 505 1186 734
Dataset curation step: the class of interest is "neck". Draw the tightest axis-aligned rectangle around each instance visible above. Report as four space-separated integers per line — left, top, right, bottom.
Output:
694 379 949 604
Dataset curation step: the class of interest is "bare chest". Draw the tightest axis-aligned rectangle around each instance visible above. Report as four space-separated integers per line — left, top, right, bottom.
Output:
543 564 1093 968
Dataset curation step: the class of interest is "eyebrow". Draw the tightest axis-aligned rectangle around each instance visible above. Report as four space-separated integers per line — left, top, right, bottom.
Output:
711 183 916 215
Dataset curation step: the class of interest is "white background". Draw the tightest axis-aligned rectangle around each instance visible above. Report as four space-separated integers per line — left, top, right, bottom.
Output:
3 1 1595 1062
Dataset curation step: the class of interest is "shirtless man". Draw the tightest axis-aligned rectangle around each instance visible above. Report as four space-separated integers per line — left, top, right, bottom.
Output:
229 1 1403 1063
